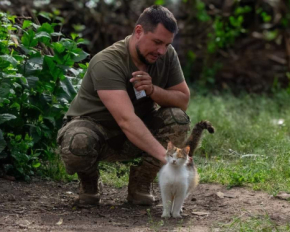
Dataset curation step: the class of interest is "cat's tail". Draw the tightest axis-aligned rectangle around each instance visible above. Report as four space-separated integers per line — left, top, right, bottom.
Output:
184 120 215 157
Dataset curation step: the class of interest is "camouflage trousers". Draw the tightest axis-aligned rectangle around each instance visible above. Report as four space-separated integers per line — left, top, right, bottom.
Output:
56 107 190 176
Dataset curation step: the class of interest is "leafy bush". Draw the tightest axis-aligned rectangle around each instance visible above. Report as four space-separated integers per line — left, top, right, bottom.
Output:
0 12 88 180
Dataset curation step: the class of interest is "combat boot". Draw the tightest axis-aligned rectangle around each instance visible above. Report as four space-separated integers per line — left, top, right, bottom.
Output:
127 160 160 206
78 169 103 205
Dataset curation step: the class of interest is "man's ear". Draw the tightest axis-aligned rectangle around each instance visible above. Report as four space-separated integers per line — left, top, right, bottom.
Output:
134 25 144 39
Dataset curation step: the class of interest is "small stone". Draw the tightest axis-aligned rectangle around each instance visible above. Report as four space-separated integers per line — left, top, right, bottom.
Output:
216 192 224 199
275 192 290 200
223 193 236 198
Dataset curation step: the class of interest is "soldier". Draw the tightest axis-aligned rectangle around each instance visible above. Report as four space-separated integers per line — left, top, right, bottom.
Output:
57 5 191 206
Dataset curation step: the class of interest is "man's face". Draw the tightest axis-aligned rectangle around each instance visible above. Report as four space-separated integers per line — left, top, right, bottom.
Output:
135 23 174 65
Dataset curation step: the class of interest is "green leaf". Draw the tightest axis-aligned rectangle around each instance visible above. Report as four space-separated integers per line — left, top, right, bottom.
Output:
52 42 65 53
0 83 11 97
72 50 89 62
51 32 63 37
0 55 18 68
15 135 22 141
76 38 89 45
23 20 32 29
35 31 51 40
70 33 78 40
29 56 43 65
59 39 74 50
38 12 52 21
0 114 17 124
21 29 38 48
72 24 85 32
37 22 54 34
69 68 80 76
10 102 20 111
7 15 17 23
35 31 51 45
26 76 39 89
32 162 41 168
43 55 56 78
0 129 7 153
43 116 56 127
55 76 77 102
79 63 88 69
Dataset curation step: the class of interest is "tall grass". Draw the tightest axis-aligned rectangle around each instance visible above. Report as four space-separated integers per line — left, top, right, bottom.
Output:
187 91 290 194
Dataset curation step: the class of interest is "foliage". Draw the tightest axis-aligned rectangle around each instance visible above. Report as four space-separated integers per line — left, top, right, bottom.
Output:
198 4 251 88
179 0 289 91
0 12 88 180
207 5 251 54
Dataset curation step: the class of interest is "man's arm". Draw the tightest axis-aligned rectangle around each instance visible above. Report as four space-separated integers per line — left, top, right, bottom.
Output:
131 71 190 111
97 89 167 164
150 81 190 111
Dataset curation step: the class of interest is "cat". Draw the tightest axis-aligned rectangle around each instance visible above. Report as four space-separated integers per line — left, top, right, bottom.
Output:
158 120 214 218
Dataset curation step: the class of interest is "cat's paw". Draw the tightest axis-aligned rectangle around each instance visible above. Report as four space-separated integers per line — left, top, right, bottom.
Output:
161 212 171 218
172 213 182 218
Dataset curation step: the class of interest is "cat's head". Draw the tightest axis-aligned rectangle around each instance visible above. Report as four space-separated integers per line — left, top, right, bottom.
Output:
166 141 190 166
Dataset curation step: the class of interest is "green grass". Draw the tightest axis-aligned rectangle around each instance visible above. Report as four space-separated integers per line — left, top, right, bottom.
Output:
99 162 130 188
217 214 290 231
187 91 290 195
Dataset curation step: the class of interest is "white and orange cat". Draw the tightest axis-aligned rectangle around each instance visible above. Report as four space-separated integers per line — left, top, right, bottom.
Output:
158 121 214 218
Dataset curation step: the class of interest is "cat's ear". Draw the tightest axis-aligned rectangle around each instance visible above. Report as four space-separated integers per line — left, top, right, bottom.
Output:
167 141 174 150
182 146 190 155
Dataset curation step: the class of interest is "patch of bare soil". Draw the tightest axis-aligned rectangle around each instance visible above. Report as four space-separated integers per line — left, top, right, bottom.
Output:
0 177 290 232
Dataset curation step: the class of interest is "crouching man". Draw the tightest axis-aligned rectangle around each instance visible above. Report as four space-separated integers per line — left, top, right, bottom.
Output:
57 5 190 206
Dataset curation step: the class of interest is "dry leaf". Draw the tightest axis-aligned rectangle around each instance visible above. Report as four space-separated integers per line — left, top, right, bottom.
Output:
56 218 63 225
192 211 210 216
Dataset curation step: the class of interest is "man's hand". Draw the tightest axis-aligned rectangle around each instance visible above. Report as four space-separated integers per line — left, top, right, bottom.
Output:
130 71 154 95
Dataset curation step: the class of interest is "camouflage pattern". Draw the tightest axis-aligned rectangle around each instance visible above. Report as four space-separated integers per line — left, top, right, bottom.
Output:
56 107 191 176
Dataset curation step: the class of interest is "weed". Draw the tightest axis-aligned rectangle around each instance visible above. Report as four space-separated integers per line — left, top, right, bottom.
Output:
147 208 164 232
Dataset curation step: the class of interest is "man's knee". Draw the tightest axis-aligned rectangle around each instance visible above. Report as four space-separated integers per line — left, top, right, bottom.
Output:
152 107 191 147
57 120 103 175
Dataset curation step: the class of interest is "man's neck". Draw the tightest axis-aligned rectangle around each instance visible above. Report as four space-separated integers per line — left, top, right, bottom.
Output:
129 36 147 71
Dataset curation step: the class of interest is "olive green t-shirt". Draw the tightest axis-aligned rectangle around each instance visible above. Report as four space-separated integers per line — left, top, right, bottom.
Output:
66 35 185 127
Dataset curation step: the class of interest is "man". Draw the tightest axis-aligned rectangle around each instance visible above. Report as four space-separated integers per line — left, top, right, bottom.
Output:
57 5 191 206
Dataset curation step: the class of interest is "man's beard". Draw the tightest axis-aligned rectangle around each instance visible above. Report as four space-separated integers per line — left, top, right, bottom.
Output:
136 44 153 65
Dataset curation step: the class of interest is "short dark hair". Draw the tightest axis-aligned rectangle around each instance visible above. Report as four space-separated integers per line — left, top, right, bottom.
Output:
135 5 178 35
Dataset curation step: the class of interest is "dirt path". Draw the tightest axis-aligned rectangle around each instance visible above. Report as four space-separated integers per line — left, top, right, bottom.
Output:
0 177 290 232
